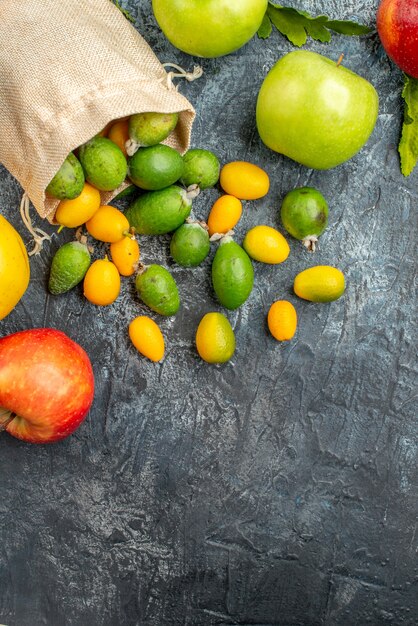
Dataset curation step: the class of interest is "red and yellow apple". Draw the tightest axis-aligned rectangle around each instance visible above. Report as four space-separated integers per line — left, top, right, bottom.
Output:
377 0 418 78
0 328 94 443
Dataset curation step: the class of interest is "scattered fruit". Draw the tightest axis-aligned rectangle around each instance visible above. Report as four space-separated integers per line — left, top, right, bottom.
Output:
294 266 345 302
49 240 91 295
152 0 268 58
207 194 243 237
110 235 140 276
0 215 30 320
108 119 130 156
220 161 270 200
128 144 184 190
181 148 220 190
54 182 101 228
195 312 236 363
83 257 121 305
126 185 194 235
37 100 350 365
0 328 94 444
267 300 297 341
280 187 329 252
135 264 180 316
85 205 130 243
46 152 85 200
170 222 210 267
128 315 165 362
256 50 379 169
79 136 127 191
243 225 290 264
211 236 254 310
128 112 179 152
377 0 418 79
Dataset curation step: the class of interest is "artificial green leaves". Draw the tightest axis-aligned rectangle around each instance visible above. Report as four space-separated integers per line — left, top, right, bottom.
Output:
258 2 370 47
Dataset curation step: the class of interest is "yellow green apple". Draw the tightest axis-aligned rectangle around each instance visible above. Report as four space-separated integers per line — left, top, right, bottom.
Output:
256 51 379 169
152 0 268 58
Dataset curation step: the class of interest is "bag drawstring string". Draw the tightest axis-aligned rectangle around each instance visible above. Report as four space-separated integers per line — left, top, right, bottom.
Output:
19 192 51 256
162 63 203 90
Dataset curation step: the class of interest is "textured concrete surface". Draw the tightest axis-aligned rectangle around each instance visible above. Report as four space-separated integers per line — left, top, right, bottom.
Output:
0 1 417 625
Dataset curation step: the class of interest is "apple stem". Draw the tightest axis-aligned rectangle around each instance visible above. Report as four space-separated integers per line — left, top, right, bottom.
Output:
0 412 16 433
336 53 344 68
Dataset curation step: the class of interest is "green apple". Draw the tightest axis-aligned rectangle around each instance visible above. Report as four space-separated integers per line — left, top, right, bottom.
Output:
256 51 379 169
152 0 268 58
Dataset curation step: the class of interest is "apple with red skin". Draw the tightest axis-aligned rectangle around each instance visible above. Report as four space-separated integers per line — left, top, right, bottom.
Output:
0 328 94 444
377 0 418 78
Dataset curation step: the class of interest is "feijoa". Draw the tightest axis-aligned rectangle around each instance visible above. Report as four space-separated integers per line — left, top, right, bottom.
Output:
280 187 329 252
135 264 180 316
49 240 91 295
128 112 179 152
128 144 184 190
79 136 127 191
46 153 85 200
125 185 194 235
170 222 210 267
180 149 220 190
211 236 254 310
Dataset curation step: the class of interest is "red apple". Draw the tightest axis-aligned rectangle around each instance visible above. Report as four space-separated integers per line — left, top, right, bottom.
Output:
0 328 94 444
377 0 418 78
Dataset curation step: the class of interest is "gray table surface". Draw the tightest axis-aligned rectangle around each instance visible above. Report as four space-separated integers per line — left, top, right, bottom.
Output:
0 1 417 625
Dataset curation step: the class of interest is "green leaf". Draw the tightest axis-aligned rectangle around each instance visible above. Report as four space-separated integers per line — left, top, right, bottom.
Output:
399 74 418 177
258 13 273 39
303 15 332 44
326 20 371 36
267 6 307 47
258 2 370 45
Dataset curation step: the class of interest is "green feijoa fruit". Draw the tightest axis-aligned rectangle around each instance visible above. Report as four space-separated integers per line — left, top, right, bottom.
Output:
128 144 184 191
46 153 85 200
49 240 91 295
180 148 220 190
79 136 127 191
170 222 210 267
211 236 254 310
280 187 329 252
128 112 179 149
125 185 194 235
135 264 180 316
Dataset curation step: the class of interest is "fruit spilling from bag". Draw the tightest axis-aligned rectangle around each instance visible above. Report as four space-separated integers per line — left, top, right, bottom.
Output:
46 112 181 201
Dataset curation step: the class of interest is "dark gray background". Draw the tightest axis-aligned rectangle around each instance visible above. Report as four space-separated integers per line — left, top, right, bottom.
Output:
0 1 417 624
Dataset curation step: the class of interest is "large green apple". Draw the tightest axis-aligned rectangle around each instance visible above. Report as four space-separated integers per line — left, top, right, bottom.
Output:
152 0 268 58
256 51 379 169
